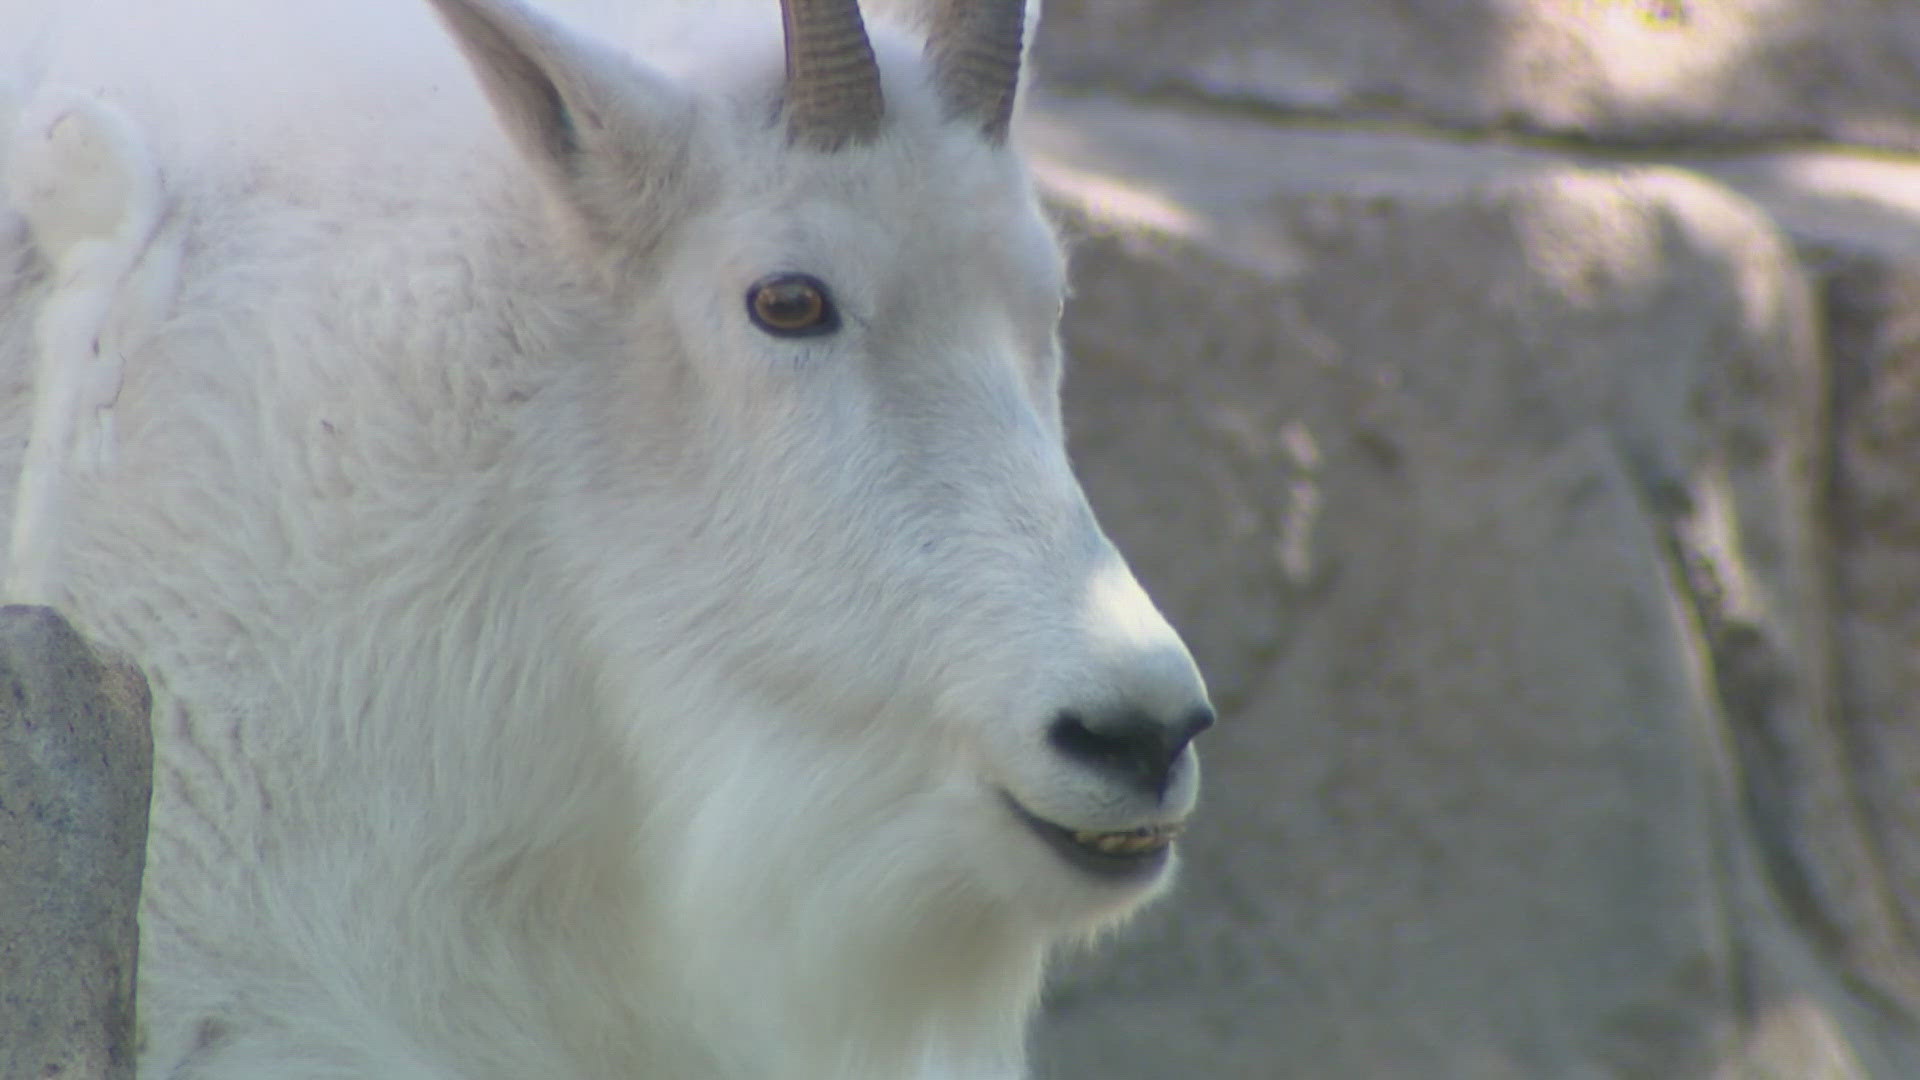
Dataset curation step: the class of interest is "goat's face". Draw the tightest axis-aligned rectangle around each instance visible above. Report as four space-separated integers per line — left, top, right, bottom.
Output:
436 0 1210 947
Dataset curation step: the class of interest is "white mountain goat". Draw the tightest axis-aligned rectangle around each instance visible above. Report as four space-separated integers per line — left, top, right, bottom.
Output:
0 0 1212 1076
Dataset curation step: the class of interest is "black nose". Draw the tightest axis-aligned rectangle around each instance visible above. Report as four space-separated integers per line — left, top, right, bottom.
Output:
1047 705 1214 798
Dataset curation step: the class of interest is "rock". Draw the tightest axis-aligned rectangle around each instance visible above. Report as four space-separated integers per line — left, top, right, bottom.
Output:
1805 247 1920 985
1671 145 1920 1013
1697 145 1920 1006
1028 97 1920 1076
1687 151 1920 265
1033 0 1920 150
0 605 153 1080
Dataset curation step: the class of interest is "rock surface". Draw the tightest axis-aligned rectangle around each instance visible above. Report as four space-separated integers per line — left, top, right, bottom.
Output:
1025 93 1920 1077
1817 249 1920 988
0 605 153 1080
1033 0 1920 149
1698 149 1920 1028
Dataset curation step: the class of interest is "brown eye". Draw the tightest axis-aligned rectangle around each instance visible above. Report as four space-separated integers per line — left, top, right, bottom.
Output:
746 273 840 338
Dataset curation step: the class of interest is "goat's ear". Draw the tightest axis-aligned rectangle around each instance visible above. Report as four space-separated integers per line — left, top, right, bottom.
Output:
427 0 697 250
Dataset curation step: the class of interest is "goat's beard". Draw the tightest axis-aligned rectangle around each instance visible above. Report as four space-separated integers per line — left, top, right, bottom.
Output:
582 614 1176 1075
621 726 1050 1077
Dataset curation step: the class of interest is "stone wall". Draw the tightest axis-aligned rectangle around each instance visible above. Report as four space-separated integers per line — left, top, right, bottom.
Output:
1024 3 1920 1076
1035 0 1920 148
0 607 151 1080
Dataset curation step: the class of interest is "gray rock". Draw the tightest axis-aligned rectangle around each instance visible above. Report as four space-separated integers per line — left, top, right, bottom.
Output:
1669 145 1920 1017
0 605 153 1080
1028 97 1920 1077
1689 147 1920 1022
1033 0 1920 150
1807 250 1920 992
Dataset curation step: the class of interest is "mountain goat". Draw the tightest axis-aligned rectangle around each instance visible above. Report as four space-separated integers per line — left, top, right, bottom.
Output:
0 0 1212 1076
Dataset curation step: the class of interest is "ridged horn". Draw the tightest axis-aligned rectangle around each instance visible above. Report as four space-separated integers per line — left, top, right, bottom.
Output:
924 0 1025 144
780 0 885 150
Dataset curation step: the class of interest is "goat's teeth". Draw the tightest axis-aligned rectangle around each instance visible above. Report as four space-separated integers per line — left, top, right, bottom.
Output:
1069 826 1177 856
1059 818 1175 853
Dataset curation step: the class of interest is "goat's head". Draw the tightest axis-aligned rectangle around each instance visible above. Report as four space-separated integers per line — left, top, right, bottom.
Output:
428 0 1210 960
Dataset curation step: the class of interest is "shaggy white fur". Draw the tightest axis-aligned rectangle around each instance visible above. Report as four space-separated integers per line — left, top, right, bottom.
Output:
0 1 1211 1077
5 92 166 600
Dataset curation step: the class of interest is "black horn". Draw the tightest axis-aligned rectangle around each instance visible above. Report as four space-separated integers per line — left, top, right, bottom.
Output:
924 0 1025 143
780 0 885 150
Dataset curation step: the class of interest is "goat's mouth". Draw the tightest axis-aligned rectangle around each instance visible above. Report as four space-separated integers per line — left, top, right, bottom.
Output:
1002 794 1182 881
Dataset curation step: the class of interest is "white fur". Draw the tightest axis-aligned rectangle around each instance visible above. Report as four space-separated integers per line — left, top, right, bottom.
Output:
0 2 1209 1077
4 91 165 599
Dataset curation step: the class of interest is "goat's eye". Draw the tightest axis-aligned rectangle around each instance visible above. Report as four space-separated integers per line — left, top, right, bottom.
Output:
746 273 839 337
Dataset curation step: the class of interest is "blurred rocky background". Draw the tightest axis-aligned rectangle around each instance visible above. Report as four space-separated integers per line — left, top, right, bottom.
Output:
1024 1 1920 1076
